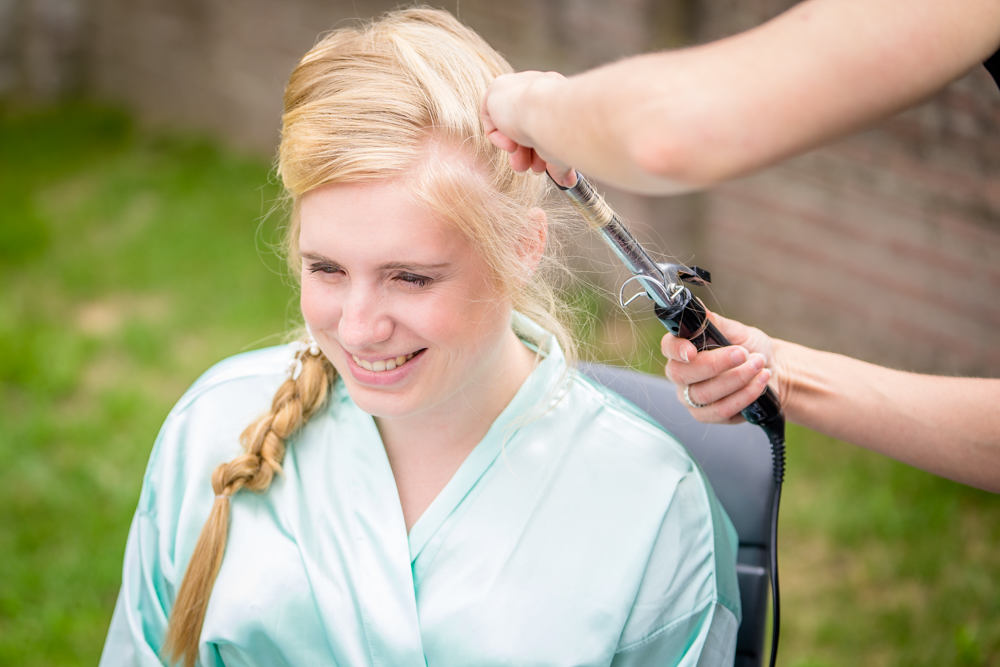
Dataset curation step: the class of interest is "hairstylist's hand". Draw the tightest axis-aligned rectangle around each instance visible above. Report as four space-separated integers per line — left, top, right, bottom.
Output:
661 311 785 424
481 71 576 187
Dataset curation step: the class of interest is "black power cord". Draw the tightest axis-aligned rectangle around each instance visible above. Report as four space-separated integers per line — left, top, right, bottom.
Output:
768 434 785 667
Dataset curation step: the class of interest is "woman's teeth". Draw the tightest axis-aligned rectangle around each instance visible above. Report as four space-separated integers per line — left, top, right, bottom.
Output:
352 352 415 372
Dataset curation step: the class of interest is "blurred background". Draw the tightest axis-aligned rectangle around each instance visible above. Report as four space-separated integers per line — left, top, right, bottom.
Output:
0 0 997 665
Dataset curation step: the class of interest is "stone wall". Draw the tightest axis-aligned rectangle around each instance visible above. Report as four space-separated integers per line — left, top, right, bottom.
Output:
2 0 998 375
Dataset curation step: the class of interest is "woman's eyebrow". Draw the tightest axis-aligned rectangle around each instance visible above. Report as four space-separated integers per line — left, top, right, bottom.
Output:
300 251 449 272
300 251 334 263
378 261 450 272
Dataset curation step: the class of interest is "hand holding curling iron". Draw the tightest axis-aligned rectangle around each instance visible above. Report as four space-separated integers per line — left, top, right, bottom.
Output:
662 310 784 425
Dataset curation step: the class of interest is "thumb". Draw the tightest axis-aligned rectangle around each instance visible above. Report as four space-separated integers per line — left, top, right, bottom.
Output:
546 165 577 188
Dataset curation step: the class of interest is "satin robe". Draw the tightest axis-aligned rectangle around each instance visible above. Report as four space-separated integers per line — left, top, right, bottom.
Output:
101 321 741 666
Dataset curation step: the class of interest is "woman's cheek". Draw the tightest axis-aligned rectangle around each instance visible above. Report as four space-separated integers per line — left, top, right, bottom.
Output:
300 280 340 331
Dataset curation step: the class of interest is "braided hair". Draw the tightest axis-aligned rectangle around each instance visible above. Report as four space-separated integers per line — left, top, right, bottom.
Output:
162 346 334 665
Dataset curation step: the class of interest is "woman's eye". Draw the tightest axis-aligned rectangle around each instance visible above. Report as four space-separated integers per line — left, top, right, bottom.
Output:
308 263 341 275
396 273 431 288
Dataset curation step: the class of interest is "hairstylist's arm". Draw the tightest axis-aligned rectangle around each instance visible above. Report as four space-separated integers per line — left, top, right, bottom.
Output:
481 0 1000 195
662 314 1000 493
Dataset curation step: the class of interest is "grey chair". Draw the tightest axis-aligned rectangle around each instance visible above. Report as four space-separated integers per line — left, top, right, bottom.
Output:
580 363 776 667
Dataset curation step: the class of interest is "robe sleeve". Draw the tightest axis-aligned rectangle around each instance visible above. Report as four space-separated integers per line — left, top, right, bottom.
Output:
99 510 173 667
100 406 192 667
99 413 234 667
611 468 742 666
99 349 288 667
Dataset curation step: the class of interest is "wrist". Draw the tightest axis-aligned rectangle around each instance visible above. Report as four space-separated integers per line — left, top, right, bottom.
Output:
768 337 814 424
770 339 870 432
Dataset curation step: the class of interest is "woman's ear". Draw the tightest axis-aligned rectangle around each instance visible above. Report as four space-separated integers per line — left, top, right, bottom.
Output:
522 208 548 276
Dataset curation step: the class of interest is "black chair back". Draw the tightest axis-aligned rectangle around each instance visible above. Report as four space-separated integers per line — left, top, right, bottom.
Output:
580 363 776 667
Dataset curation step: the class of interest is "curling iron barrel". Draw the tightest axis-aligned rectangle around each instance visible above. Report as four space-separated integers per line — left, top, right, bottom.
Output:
556 175 679 311
552 172 786 452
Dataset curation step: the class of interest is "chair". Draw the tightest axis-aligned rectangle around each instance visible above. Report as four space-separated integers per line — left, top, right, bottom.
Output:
580 363 776 667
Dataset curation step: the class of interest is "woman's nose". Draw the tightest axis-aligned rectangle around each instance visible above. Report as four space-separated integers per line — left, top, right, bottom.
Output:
338 288 393 348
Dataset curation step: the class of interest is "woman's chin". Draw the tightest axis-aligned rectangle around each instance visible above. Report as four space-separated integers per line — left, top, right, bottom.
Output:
344 384 424 420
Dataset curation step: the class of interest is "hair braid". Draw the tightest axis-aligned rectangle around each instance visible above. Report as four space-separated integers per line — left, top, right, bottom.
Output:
162 345 336 667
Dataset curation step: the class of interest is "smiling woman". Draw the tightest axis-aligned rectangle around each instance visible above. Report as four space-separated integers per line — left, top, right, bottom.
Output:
298 178 541 531
99 8 740 667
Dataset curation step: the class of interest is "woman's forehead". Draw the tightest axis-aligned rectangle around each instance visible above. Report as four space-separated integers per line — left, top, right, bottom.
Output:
298 180 472 262
300 180 438 229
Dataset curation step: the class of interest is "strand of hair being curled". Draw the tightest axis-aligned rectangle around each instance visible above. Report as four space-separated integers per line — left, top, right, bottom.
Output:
162 344 335 667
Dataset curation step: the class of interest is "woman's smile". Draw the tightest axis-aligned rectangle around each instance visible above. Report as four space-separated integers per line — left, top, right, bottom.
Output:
351 351 418 373
345 348 426 386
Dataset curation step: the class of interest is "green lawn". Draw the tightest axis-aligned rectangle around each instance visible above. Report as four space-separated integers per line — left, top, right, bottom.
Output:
0 104 997 666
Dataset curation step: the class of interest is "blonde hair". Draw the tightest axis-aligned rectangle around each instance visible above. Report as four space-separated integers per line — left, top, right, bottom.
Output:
164 8 576 665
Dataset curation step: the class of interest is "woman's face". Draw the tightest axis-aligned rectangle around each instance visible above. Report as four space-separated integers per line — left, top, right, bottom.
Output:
299 180 517 422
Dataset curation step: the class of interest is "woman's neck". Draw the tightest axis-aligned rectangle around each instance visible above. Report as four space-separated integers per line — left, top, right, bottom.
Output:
376 329 537 532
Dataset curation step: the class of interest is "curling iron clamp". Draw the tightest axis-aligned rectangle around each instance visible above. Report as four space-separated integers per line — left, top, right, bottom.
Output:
552 171 786 667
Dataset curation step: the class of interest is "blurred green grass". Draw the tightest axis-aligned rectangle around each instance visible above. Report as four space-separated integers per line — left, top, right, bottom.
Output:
0 103 997 666
0 103 293 666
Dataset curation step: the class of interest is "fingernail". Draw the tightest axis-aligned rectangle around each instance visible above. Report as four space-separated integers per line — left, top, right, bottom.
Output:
750 353 766 371
760 369 772 386
679 347 689 363
730 347 748 364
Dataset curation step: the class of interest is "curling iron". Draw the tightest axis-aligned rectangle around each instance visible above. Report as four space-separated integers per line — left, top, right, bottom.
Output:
553 171 786 667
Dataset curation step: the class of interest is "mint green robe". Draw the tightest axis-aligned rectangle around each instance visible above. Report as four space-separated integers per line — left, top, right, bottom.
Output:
100 322 741 666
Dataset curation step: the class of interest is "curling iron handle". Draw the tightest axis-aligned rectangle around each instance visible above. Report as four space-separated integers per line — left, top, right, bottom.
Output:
658 301 785 438
697 320 784 430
